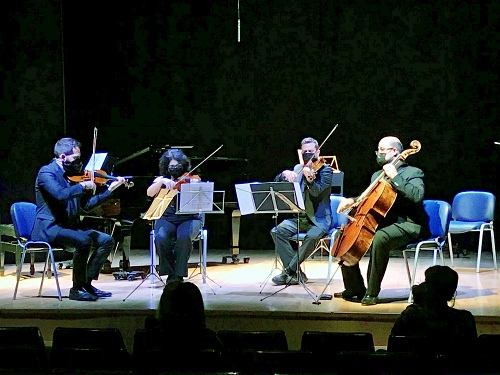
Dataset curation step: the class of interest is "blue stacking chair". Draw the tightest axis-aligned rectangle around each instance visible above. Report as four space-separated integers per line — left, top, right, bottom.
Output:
10 202 62 301
295 195 349 280
446 191 497 272
402 200 452 302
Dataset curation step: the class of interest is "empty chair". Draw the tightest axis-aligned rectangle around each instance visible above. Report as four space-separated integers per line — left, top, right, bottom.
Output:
217 330 288 373
217 329 288 352
300 331 375 373
301 331 375 354
49 327 131 374
0 326 48 374
447 191 497 272
252 350 315 374
402 200 452 302
10 202 63 301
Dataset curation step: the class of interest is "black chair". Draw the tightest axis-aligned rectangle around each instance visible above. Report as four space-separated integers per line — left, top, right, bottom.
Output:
217 330 288 372
301 331 375 354
217 329 288 352
133 328 223 375
0 326 48 374
49 327 131 374
252 350 315 374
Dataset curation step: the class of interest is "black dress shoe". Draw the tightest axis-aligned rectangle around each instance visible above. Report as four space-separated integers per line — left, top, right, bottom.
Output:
334 290 366 299
85 285 112 298
69 288 98 302
361 295 378 306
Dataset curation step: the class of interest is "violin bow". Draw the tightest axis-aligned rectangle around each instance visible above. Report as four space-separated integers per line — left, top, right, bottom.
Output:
297 124 339 175
317 124 338 152
174 144 224 185
91 127 98 195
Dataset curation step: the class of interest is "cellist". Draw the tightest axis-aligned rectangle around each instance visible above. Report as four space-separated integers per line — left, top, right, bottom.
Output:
335 136 430 306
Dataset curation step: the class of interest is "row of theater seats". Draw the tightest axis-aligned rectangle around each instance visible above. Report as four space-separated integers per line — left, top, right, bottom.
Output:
0 326 498 375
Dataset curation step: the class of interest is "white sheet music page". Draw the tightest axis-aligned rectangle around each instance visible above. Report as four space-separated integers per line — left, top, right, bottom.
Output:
84 153 107 171
179 182 214 213
235 182 260 215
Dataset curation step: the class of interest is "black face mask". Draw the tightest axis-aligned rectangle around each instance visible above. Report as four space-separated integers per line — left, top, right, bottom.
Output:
168 164 184 179
303 152 317 164
63 157 83 176
375 151 389 167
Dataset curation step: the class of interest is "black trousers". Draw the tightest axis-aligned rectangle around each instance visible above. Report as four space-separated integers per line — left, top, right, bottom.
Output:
53 228 114 289
341 222 424 297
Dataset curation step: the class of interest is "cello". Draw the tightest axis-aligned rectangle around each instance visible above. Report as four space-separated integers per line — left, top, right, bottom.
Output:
330 140 422 266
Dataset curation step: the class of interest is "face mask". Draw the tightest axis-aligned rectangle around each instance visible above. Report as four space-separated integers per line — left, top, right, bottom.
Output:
303 152 316 164
63 157 83 176
375 151 389 167
168 164 184 179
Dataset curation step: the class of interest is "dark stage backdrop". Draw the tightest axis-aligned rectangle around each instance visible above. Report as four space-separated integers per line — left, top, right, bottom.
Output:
1 0 499 251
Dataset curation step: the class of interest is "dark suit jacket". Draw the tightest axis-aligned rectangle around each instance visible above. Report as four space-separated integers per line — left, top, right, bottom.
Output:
31 159 113 242
372 163 429 237
275 164 333 232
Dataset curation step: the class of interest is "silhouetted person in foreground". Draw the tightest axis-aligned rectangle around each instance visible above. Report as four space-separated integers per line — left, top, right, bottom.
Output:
391 265 477 352
146 280 221 348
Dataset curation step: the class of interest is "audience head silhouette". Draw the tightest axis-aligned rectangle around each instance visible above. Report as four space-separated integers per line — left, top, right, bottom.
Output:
156 280 206 330
413 265 458 307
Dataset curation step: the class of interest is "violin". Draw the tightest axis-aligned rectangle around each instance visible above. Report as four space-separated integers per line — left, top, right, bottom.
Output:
173 172 201 190
67 170 134 188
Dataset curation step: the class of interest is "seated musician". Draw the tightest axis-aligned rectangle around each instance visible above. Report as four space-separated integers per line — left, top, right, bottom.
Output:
31 137 127 301
270 137 333 285
146 148 203 283
335 136 430 306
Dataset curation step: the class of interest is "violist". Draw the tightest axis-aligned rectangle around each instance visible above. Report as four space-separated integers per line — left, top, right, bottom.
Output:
146 148 203 283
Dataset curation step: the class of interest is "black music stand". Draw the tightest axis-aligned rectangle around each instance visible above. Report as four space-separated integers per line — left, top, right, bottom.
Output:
122 189 178 301
235 182 317 301
177 182 225 294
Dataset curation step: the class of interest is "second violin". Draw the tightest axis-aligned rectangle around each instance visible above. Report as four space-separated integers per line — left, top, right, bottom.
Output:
67 170 134 188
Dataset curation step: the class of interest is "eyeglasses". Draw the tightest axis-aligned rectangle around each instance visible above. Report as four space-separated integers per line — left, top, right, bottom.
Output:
376 147 396 153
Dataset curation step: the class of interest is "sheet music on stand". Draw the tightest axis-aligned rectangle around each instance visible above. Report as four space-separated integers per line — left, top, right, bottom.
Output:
177 182 225 214
235 182 305 215
235 181 319 302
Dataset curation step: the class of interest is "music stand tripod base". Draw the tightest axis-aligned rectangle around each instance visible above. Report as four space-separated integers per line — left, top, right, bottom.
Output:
123 225 165 301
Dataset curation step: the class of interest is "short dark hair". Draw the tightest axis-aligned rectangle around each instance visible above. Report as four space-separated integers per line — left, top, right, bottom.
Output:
424 265 458 302
158 148 191 176
156 281 206 330
54 138 81 157
301 137 319 149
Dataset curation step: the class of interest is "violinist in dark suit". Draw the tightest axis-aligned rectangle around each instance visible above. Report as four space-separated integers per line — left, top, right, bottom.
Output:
146 148 203 283
335 136 430 306
32 137 126 301
270 137 334 285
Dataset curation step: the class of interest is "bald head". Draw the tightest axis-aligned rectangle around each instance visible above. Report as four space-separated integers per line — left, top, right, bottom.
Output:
378 136 403 152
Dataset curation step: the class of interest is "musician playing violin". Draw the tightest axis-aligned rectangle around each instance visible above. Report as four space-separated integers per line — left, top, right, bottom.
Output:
270 137 334 285
146 148 203 283
335 136 430 306
31 137 127 301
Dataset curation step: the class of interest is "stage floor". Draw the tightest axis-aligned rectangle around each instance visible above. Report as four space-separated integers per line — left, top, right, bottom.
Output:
1 247 500 350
